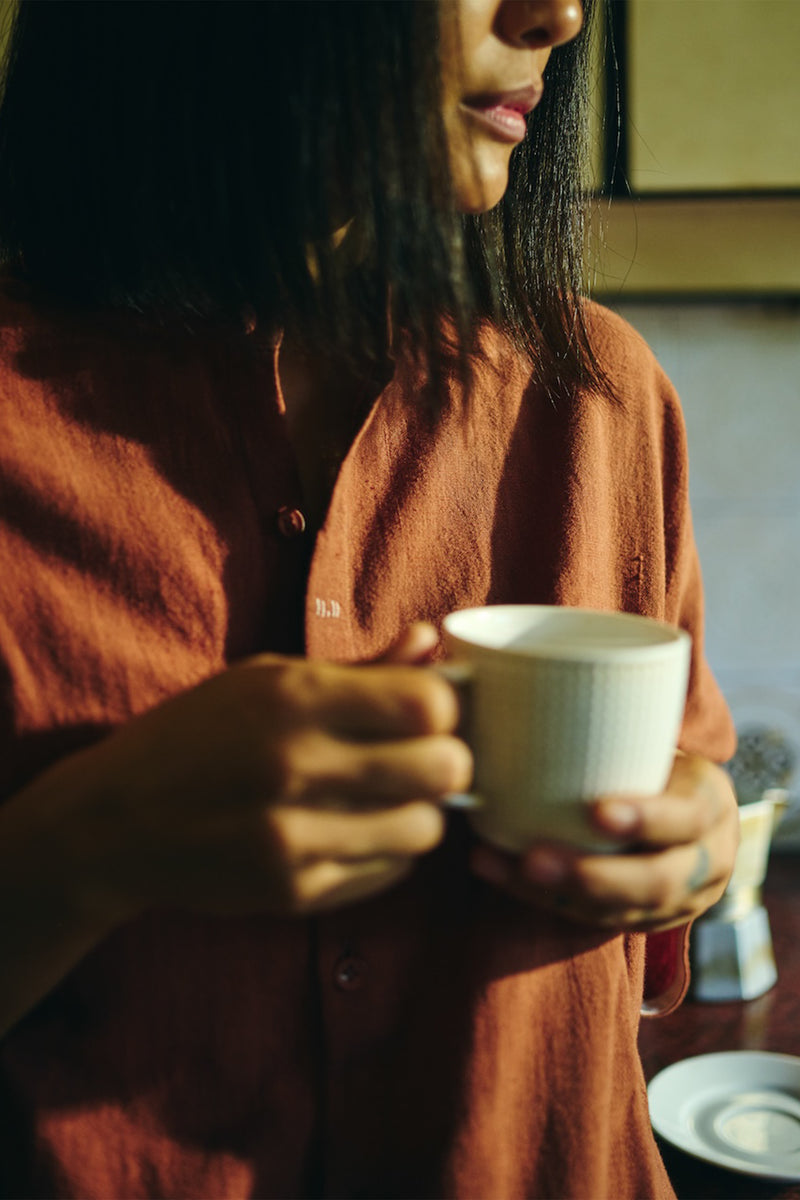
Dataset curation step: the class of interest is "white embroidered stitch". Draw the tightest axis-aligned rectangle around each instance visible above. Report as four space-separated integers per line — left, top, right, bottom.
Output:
314 598 341 619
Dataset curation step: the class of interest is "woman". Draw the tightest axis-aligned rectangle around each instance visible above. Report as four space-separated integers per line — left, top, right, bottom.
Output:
0 1 737 1197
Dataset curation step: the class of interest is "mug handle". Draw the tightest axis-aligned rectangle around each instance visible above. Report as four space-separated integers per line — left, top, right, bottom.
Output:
432 661 484 811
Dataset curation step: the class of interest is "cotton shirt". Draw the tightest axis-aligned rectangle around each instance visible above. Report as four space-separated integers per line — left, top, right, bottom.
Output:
0 279 735 1199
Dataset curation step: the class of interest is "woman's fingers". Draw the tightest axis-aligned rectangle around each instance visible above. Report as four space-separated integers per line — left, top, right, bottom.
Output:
262 803 444 913
473 838 726 931
298 732 473 804
545 837 728 927
251 655 460 740
70 641 473 920
471 753 740 932
273 800 446 865
590 754 734 847
291 857 416 913
376 621 440 666
328 668 462 738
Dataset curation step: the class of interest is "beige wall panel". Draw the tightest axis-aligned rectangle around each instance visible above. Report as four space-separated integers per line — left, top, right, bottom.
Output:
628 0 800 191
588 196 800 295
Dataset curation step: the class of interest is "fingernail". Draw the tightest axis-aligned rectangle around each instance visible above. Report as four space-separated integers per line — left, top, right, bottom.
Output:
597 800 639 833
523 847 567 885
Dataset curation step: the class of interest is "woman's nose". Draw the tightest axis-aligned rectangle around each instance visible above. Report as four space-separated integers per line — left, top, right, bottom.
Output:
496 0 584 50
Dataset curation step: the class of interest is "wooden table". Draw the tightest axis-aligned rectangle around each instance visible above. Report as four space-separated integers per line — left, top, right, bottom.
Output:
638 853 800 1199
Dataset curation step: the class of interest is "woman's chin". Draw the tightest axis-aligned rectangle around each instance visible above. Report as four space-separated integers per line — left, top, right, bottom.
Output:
453 165 511 214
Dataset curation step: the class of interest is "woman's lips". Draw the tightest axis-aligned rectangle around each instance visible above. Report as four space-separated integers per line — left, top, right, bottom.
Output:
461 84 543 144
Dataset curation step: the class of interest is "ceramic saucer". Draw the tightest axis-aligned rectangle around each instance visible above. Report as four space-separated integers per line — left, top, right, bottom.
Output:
648 1051 800 1180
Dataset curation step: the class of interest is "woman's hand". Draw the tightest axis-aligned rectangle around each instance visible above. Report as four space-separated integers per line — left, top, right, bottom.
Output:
469 753 739 932
23 624 472 924
0 623 470 1034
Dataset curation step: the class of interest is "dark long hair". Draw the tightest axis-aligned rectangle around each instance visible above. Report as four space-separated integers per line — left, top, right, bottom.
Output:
0 0 602 396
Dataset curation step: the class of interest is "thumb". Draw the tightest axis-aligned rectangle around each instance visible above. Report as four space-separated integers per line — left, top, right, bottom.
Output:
379 622 440 665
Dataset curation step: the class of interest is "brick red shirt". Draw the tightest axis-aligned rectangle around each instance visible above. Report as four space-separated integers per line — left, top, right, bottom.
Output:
0 280 734 1199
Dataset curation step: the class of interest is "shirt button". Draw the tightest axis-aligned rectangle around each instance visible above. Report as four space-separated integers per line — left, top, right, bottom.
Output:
276 505 307 537
333 956 368 992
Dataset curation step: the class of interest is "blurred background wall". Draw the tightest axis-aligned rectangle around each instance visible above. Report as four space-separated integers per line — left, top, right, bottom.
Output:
589 0 800 842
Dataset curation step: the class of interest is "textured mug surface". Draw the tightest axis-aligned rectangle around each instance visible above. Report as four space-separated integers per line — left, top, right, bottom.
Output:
442 605 692 851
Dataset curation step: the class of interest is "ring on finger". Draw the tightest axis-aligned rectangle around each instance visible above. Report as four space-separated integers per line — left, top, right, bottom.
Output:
687 842 711 893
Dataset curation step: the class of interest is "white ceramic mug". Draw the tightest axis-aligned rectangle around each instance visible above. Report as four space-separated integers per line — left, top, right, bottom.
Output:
440 605 692 852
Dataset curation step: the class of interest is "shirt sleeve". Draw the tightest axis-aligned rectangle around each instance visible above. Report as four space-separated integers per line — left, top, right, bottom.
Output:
658 365 737 764
640 351 736 1016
